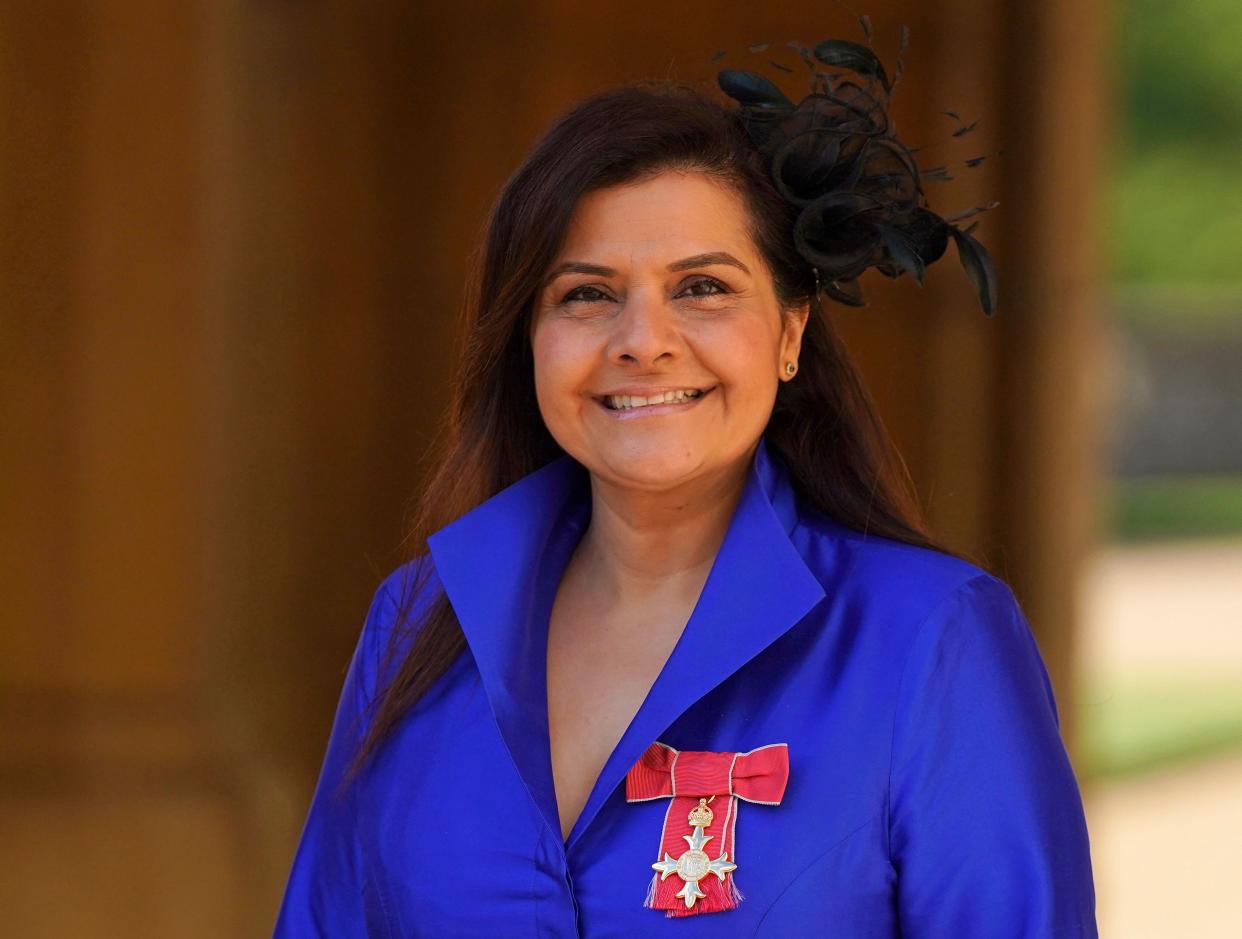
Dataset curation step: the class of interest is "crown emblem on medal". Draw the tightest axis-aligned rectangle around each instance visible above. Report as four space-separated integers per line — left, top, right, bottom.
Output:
687 798 714 828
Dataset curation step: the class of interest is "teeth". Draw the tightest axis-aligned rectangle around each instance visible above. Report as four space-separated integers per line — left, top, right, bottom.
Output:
606 389 703 410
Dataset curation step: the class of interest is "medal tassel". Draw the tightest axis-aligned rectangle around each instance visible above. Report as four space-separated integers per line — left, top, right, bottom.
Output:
642 872 658 910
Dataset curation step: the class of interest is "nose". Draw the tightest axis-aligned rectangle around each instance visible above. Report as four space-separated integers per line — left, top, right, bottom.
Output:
606 286 683 368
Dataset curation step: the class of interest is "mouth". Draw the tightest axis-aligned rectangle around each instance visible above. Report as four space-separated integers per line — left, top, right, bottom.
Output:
595 385 716 415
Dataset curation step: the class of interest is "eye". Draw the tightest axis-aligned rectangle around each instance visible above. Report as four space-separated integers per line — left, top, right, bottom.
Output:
680 276 730 299
561 284 613 304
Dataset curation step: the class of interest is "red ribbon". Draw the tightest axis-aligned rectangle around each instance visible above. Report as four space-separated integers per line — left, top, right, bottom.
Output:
625 741 789 917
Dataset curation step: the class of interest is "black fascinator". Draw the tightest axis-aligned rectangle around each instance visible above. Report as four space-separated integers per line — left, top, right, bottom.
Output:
715 31 998 316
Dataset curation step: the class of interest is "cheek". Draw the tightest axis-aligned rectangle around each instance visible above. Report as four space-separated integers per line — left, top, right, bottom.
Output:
531 322 592 411
702 318 782 391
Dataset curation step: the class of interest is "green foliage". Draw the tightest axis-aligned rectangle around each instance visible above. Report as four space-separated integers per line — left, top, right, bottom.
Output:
1078 674 1242 779
1122 0 1242 147
1110 148 1242 284
1110 1 1242 287
1104 476 1242 541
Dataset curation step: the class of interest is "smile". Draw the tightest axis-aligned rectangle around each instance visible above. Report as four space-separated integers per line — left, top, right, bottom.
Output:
596 386 716 417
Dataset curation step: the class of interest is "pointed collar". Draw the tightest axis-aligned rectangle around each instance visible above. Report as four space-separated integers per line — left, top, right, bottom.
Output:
426 435 827 854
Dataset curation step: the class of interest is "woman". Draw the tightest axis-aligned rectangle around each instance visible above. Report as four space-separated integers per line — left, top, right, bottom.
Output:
274 42 1098 939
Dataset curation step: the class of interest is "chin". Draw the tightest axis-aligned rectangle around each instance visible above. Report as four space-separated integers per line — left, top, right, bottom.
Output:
591 439 710 490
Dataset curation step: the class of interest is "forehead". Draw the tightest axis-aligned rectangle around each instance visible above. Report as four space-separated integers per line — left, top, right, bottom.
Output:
559 171 755 262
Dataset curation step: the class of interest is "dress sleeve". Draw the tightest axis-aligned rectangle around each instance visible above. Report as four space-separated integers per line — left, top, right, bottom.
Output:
888 573 1099 938
271 570 403 938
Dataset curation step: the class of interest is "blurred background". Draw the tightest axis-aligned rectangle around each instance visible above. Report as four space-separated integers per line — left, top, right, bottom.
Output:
1 1 1238 936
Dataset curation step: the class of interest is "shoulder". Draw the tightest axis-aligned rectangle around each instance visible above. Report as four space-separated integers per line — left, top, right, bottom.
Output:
791 505 1024 650
794 509 1056 723
355 554 444 698
789 506 1043 705
789 509 1058 733
374 554 441 621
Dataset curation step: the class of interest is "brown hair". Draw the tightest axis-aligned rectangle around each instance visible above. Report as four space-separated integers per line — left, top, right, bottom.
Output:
343 80 984 786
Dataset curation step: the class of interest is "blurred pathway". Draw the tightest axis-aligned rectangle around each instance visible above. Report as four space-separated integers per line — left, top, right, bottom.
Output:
1084 749 1242 938
1080 539 1242 681
1079 539 1242 937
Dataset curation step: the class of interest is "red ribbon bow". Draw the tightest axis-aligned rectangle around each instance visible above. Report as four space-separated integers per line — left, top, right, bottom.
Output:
625 741 789 917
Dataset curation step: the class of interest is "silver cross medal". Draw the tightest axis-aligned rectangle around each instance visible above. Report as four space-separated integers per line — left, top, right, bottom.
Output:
651 797 738 909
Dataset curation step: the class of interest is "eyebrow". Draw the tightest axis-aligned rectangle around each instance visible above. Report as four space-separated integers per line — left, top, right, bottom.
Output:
543 251 752 284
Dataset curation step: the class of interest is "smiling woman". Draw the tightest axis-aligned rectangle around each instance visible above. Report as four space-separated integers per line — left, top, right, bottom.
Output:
531 172 807 489
273 38 1097 939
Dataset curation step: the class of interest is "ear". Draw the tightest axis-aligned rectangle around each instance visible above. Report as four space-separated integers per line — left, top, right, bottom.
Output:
779 301 811 367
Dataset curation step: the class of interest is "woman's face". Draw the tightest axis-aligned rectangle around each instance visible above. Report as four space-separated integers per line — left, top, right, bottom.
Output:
531 169 808 493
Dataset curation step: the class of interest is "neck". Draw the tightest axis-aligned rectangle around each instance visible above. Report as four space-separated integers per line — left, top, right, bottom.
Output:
574 445 755 605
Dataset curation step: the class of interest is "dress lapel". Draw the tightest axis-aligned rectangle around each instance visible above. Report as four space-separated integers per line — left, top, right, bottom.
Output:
426 436 828 853
427 454 590 845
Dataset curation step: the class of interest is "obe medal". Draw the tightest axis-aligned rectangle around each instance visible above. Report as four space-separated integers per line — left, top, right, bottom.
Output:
625 740 789 917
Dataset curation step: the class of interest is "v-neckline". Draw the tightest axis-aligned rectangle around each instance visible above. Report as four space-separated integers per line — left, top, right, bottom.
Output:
544 542 707 847
426 437 828 855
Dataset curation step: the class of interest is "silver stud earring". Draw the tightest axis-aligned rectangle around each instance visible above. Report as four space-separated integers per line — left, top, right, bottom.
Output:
784 361 797 377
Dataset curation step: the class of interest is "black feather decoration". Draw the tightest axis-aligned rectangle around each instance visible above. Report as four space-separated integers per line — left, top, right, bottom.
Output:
714 25 999 316
716 70 793 110
812 39 891 93
949 225 997 316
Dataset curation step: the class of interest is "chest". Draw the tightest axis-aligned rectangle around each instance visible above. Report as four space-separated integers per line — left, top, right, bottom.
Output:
545 591 692 841
356 622 896 939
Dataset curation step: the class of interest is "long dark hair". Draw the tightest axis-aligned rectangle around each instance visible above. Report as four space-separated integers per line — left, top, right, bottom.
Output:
344 80 985 785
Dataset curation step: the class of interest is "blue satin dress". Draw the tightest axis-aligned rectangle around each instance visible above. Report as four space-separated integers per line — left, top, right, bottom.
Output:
273 435 1099 937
